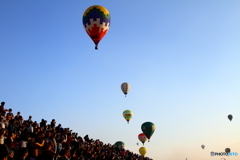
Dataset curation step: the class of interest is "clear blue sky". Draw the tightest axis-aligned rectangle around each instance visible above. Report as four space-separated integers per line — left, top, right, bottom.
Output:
1 0 240 159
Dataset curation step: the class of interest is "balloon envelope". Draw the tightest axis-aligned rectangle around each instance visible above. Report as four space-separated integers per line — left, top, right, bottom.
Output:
139 147 147 156
201 145 205 149
141 122 156 141
123 110 133 123
138 133 147 145
228 114 233 121
114 141 124 149
82 5 110 49
121 82 130 96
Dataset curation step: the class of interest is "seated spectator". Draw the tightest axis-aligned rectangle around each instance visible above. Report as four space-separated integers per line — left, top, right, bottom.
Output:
5 132 18 150
58 149 70 160
8 149 15 160
16 147 28 160
42 143 56 160
0 144 9 160
26 148 39 160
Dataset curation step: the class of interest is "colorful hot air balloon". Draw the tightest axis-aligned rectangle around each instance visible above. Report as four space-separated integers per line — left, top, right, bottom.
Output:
138 133 147 146
114 141 124 149
82 5 110 50
121 82 130 97
141 122 156 142
201 145 205 149
139 147 147 156
123 110 133 124
228 114 233 121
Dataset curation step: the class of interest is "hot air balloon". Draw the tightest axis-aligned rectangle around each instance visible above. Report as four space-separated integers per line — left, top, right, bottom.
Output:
121 82 130 97
225 148 230 153
114 141 124 149
201 145 205 149
138 133 147 146
139 147 147 156
82 5 110 50
225 148 231 156
123 110 133 124
137 142 139 146
141 122 156 142
228 114 233 121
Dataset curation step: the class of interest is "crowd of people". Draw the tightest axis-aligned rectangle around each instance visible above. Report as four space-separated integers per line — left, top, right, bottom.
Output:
0 102 153 160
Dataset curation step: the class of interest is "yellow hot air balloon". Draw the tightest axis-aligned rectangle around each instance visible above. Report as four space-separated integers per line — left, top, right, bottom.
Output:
123 110 133 124
121 82 130 97
139 147 147 156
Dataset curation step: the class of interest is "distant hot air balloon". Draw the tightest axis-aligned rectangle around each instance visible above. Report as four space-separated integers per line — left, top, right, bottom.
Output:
141 122 156 142
138 133 147 146
137 142 139 146
201 145 205 149
82 5 110 50
139 147 147 156
228 114 233 121
123 110 133 124
121 82 130 97
114 141 124 149
225 148 230 153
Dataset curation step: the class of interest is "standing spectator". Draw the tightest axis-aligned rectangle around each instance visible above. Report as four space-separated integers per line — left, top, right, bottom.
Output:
39 119 46 129
6 109 14 119
8 119 17 133
56 124 63 133
0 117 5 129
49 132 57 153
15 116 23 128
0 129 6 144
0 102 8 116
27 116 33 123
15 112 22 120
34 132 45 159
27 122 34 134
50 119 56 130
4 115 11 128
